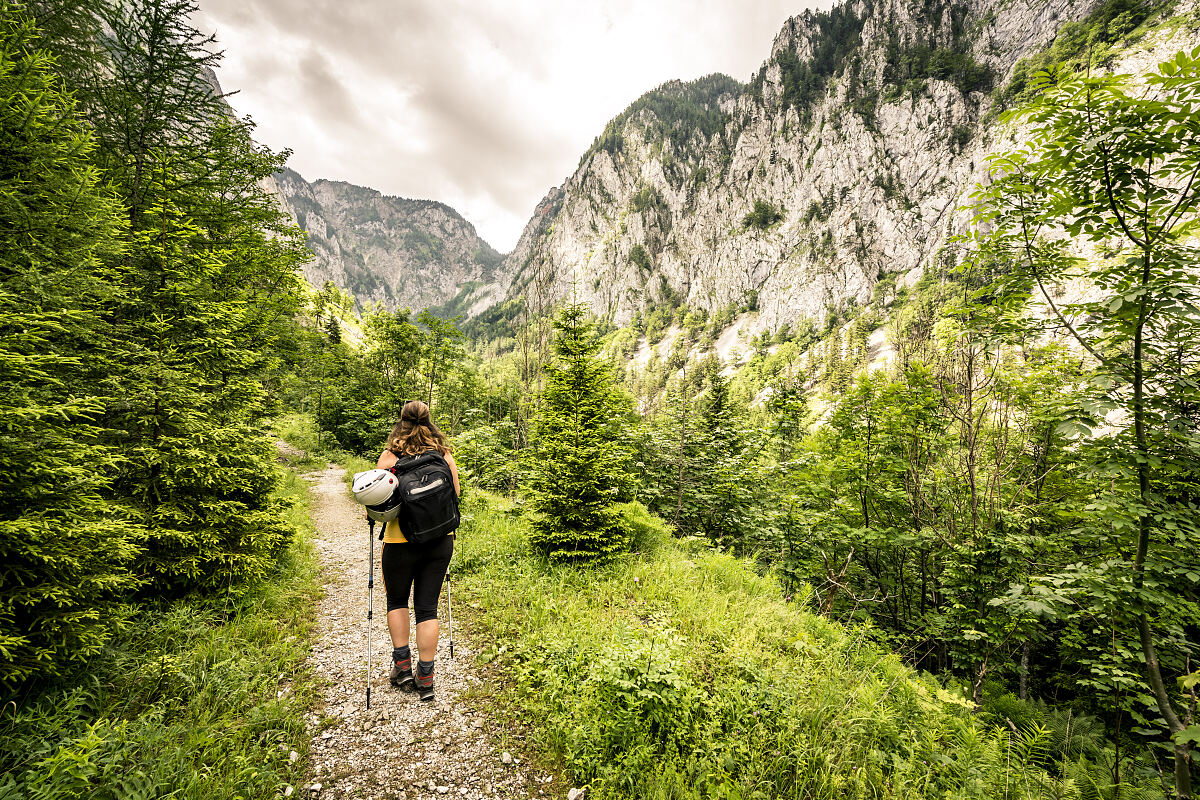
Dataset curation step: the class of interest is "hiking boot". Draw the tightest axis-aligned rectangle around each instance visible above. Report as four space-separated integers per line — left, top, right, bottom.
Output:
389 656 414 691
415 670 434 701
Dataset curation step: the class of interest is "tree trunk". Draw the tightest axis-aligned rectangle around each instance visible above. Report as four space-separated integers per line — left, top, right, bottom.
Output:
1019 640 1030 701
1131 249 1191 799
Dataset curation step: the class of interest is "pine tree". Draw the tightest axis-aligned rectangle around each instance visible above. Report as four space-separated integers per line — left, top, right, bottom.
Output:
325 316 342 344
699 357 739 454
669 364 694 530
21 0 111 91
527 303 628 562
637 367 702 530
695 359 754 549
81 0 307 593
0 6 144 686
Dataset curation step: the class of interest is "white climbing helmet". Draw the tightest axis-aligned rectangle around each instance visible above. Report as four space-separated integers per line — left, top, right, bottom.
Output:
352 469 397 506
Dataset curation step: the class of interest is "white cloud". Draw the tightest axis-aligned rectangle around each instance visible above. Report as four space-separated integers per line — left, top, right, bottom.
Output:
195 0 829 251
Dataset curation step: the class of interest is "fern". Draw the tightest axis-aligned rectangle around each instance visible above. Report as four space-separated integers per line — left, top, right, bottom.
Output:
1010 720 1052 769
1041 707 1103 761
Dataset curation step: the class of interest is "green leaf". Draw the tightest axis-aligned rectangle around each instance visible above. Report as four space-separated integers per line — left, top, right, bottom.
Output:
1173 725 1200 747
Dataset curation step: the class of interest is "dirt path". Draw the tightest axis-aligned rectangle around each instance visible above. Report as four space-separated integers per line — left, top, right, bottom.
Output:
301 464 557 800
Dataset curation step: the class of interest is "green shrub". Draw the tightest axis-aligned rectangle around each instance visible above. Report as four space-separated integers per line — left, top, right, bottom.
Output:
629 243 652 272
743 199 784 230
454 420 523 493
950 123 972 152
630 185 663 215
979 684 1044 731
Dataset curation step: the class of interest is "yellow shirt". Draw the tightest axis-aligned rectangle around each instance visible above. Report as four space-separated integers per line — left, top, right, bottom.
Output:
382 519 407 544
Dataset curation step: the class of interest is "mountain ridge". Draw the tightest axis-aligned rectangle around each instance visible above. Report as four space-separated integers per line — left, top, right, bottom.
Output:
464 0 1131 337
269 166 504 312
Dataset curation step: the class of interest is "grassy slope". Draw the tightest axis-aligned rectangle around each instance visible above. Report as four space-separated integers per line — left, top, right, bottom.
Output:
455 493 1060 800
0 458 322 800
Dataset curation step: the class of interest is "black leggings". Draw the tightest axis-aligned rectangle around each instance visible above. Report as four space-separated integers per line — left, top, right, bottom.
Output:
381 536 453 624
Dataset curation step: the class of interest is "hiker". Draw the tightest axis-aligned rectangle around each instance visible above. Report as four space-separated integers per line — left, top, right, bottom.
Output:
375 400 460 701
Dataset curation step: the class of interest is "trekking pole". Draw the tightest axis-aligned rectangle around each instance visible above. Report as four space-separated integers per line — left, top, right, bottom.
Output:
366 518 375 709
445 565 455 659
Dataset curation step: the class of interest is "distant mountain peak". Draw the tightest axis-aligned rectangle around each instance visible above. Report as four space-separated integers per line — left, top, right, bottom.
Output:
270 167 503 311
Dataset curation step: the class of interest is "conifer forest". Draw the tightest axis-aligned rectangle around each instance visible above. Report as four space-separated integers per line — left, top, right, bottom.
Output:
1 1 1199 799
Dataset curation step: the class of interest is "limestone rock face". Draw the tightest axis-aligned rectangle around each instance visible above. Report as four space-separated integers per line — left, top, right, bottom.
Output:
273 168 503 311
490 0 1105 332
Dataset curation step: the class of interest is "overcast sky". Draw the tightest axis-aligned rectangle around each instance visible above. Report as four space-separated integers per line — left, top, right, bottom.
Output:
194 0 829 252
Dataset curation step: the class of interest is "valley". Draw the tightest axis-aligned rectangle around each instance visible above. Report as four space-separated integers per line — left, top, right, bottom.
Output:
2 1 1199 799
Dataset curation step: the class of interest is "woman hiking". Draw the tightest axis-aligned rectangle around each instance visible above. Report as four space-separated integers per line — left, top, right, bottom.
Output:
375 400 460 701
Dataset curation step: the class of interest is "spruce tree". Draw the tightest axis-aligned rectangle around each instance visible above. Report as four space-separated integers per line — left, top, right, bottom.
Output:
82 0 308 593
694 359 754 549
0 6 143 686
325 316 342 344
527 303 628 562
21 0 111 97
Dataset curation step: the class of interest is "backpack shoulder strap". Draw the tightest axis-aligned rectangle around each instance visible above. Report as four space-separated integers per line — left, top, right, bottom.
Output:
388 448 448 473
408 450 447 468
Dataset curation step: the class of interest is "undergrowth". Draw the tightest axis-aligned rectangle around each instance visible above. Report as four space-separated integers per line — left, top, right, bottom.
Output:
274 411 342 471
456 492 1111 800
0 464 322 800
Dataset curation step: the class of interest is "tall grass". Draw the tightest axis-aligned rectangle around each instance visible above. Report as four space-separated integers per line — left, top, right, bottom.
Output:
0 468 322 800
456 492 1096 800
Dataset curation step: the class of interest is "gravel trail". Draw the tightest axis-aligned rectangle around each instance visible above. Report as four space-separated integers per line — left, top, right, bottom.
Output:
300 465 557 800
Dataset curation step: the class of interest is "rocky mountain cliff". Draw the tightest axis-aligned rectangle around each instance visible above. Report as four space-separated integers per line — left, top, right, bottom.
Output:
483 0 1129 333
271 168 504 311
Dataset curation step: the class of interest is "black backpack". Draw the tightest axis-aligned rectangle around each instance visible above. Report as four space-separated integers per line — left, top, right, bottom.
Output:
383 449 460 544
